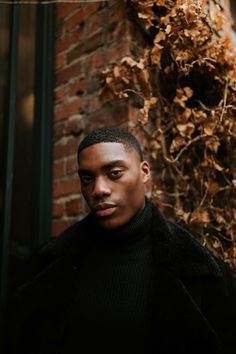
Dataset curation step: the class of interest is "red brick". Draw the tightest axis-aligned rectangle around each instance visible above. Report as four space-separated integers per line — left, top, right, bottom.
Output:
64 9 84 32
127 105 142 124
56 62 82 86
66 197 82 216
65 3 99 31
67 138 80 156
56 22 63 38
56 31 82 54
54 138 79 159
54 142 66 159
108 20 126 44
86 76 101 94
54 122 66 141
55 87 65 105
86 95 102 113
67 30 103 64
107 42 130 63
87 103 129 131
66 155 78 175
54 118 84 141
64 3 99 32
53 159 66 178
108 0 125 9
66 118 85 135
54 106 66 122
54 98 83 121
53 177 81 198
108 1 126 23
56 54 65 71
86 12 102 36
52 220 74 237
52 201 65 218
86 50 104 72
56 3 81 22
82 2 100 16
68 80 85 97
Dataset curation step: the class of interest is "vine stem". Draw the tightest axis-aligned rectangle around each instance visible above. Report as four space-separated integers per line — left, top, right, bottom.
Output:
219 81 228 123
164 134 208 163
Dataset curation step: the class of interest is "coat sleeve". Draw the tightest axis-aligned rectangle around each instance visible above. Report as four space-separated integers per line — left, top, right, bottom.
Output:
202 260 236 354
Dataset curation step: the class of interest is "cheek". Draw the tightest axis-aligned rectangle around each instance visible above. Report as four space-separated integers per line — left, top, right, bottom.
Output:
81 187 91 203
120 173 144 198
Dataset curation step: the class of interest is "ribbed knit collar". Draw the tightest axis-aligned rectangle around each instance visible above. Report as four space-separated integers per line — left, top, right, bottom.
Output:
89 198 153 247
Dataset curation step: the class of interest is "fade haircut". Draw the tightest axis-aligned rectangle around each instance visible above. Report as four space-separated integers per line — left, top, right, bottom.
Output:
77 127 143 161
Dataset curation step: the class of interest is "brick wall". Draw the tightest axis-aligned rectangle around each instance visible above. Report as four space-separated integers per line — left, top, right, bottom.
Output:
53 0 142 236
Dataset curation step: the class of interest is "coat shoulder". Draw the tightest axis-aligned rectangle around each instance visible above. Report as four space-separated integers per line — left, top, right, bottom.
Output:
23 214 91 285
150 204 222 278
38 214 91 267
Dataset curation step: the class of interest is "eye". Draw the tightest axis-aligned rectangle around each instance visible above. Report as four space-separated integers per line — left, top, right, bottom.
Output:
80 175 93 185
109 169 123 179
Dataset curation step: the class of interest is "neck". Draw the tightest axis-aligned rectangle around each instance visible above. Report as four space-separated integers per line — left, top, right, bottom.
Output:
90 198 152 246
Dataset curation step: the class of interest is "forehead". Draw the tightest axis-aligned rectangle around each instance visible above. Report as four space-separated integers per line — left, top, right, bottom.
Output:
78 142 139 169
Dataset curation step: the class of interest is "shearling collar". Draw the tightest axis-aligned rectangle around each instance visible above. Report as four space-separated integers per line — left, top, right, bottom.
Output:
40 202 222 279
149 204 222 278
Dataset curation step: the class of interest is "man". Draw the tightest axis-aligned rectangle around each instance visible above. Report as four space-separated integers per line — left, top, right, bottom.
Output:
6 127 236 354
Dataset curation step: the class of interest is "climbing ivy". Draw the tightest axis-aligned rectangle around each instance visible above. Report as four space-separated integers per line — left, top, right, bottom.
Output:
100 0 236 268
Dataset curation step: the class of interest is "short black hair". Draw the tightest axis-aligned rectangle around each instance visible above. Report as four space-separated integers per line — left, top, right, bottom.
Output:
77 127 143 161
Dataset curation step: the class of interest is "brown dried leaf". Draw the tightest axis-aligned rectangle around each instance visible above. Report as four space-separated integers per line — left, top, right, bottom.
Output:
205 137 220 153
183 86 193 98
150 139 162 150
216 214 226 225
190 208 211 225
106 77 113 84
176 208 190 223
166 24 172 34
207 181 220 195
149 96 158 105
121 56 144 69
176 122 195 137
150 45 163 67
213 161 224 171
154 31 166 44
113 66 120 78
170 136 186 153
204 126 214 136
192 110 208 122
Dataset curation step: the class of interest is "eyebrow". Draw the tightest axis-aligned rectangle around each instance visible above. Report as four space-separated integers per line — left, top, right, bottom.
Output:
78 160 125 174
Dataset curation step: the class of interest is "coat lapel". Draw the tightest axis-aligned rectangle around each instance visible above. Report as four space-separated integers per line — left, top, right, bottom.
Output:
150 266 220 354
148 205 221 353
150 205 222 278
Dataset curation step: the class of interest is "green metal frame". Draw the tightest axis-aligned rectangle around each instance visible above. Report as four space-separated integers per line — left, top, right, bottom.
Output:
31 3 55 251
0 3 20 328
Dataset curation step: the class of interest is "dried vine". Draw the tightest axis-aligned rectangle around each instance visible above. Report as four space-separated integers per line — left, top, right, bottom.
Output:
100 0 236 268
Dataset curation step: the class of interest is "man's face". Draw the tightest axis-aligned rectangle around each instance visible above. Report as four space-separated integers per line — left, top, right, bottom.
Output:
78 142 150 229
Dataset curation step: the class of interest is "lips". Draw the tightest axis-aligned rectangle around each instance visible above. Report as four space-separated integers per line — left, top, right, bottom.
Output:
94 202 117 217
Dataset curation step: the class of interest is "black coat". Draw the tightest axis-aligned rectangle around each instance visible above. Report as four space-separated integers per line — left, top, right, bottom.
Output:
5 204 236 354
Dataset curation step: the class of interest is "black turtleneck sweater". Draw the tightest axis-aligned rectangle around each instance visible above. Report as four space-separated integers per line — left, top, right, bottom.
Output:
59 201 154 354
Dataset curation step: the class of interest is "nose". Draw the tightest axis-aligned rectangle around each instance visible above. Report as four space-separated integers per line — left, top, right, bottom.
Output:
92 176 111 198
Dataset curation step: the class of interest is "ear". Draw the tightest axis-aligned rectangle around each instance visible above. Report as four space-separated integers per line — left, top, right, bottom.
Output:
140 161 151 183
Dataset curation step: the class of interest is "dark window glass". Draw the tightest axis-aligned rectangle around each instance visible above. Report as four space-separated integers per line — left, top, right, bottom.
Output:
9 5 36 291
0 5 10 231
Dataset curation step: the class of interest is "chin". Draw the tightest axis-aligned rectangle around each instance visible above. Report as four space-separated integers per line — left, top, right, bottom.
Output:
98 216 128 230
98 221 122 230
